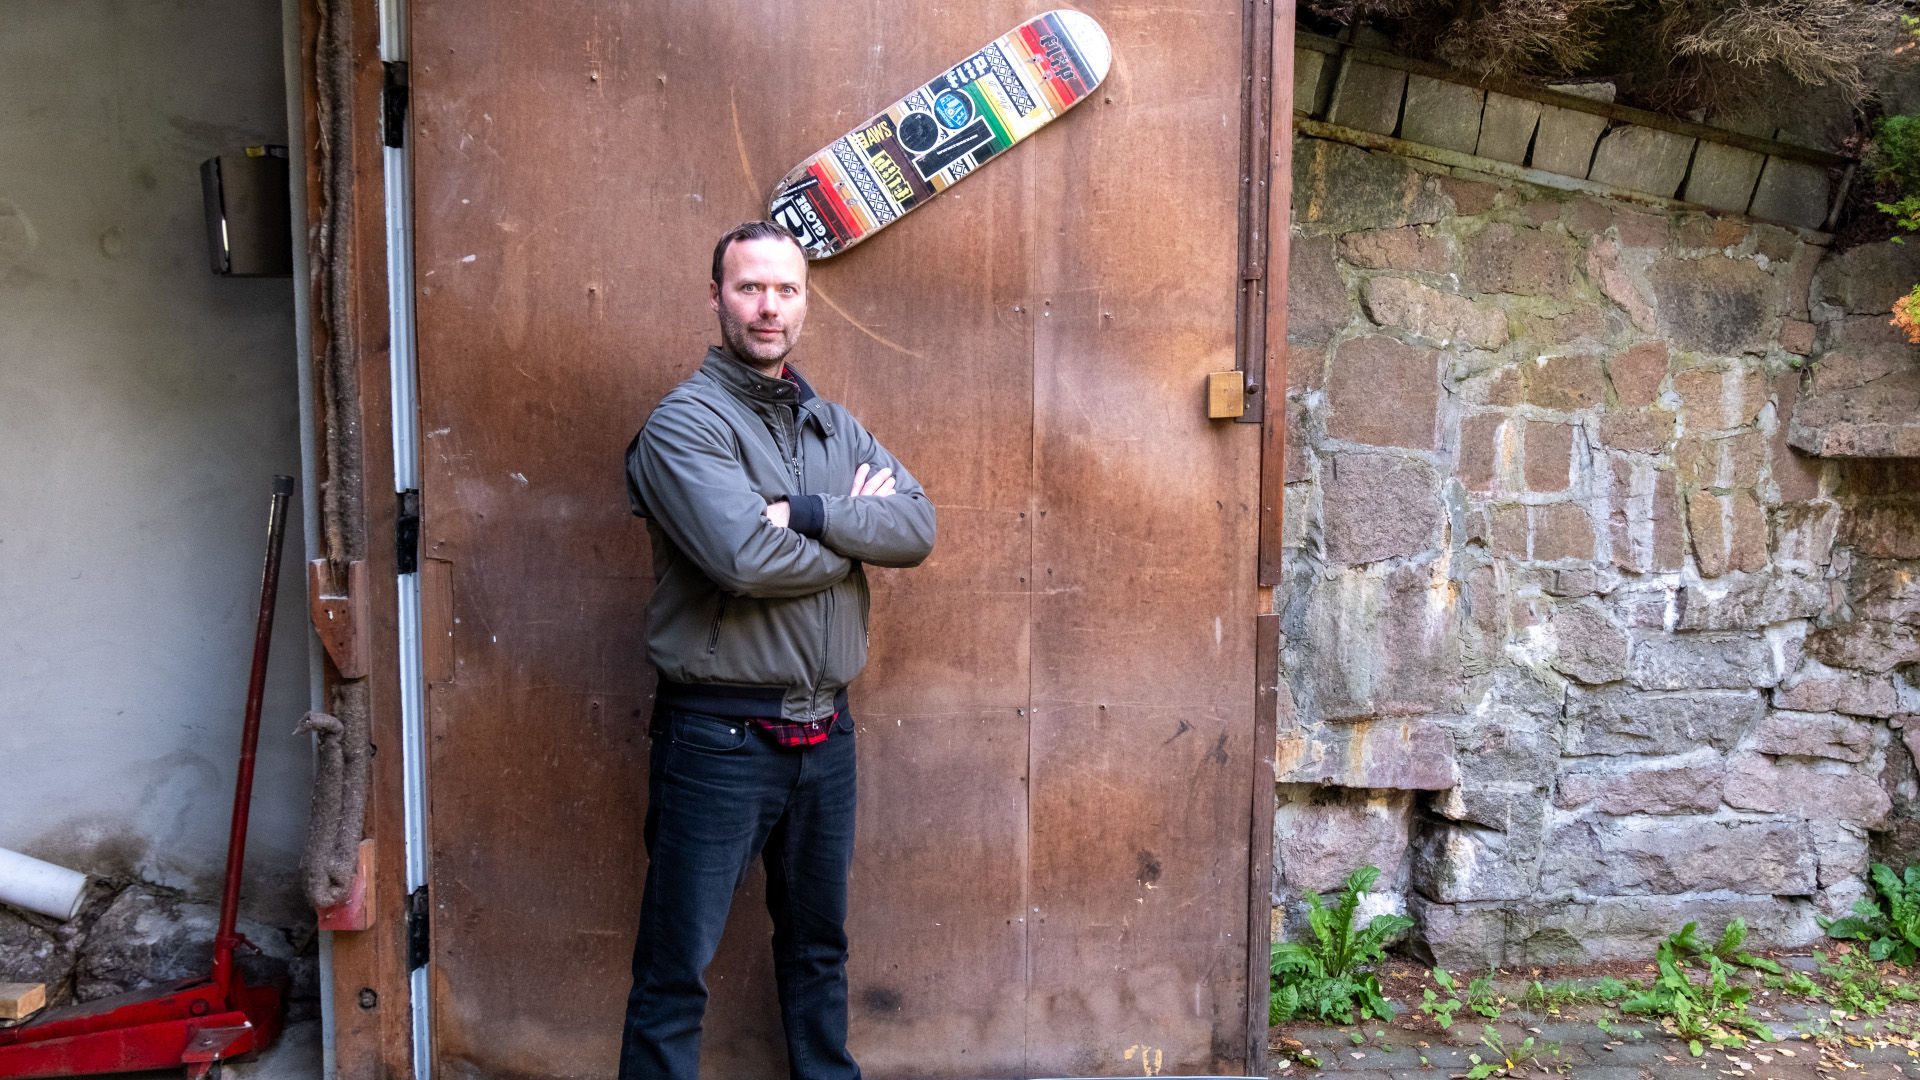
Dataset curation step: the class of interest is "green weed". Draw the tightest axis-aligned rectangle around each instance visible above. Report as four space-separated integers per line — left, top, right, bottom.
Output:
1820 864 1920 966
1462 1025 1560 1078
1619 920 1776 1056
1269 865 1414 1024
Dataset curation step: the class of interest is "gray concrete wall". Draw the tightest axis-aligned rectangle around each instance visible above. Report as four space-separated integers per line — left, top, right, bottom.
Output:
0 2 311 930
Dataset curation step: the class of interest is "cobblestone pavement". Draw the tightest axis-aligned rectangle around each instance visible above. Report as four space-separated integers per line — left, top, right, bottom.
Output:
1268 967 1920 1079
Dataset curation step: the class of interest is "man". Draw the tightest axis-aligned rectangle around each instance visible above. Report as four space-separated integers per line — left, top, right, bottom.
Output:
620 220 936 1080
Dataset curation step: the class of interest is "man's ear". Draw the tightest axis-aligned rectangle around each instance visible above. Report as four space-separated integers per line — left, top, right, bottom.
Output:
708 279 720 313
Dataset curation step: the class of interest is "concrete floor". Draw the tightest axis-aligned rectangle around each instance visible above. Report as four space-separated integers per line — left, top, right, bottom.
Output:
228 1019 321 1079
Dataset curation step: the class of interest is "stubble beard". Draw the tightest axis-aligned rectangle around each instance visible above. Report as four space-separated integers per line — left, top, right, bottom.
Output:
718 305 801 373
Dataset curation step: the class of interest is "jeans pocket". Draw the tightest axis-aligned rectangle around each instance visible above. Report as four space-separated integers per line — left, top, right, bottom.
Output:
669 710 750 754
831 712 855 737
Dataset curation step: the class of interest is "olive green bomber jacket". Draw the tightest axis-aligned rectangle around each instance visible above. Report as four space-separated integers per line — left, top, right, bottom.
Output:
625 347 936 722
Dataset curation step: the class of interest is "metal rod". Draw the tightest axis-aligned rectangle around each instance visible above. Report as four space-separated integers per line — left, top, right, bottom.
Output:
1295 118 1835 240
212 475 295 996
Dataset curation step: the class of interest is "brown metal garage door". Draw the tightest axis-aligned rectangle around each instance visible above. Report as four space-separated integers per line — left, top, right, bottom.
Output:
406 2 1265 1075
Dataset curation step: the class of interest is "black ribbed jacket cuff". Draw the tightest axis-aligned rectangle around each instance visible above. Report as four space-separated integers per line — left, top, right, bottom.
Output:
786 494 826 538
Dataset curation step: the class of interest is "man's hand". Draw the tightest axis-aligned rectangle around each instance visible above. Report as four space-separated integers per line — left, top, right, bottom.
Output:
765 499 791 529
850 463 896 498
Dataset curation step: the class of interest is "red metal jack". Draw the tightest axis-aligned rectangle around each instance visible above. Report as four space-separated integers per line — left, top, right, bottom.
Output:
0 477 296 1079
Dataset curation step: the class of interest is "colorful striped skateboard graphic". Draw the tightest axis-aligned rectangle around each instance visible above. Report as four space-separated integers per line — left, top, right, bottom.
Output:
768 9 1113 259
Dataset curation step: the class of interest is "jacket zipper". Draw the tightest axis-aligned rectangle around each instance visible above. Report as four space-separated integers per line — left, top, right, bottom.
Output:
706 596 727 654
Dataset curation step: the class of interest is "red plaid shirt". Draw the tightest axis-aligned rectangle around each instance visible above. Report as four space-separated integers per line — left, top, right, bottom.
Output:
753 713 838 748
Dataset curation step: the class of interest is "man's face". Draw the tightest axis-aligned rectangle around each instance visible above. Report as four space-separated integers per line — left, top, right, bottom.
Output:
710 236 808 371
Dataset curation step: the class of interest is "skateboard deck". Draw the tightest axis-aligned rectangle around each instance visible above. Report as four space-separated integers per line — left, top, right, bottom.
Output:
768 9 1112 259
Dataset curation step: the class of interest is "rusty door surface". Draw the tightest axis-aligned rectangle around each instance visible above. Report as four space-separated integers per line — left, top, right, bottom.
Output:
406 1 1260 1076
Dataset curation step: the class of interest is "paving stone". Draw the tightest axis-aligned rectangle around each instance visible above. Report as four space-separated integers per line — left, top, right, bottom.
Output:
1815 239 1920 315
1524 353 1607 410
1533 502 1597 562
1677 569 1829 631
1293 44 1332 117
1328 60 1408 136
1684 140 1766 212
1275 717 1461 790
1780 317 1815 355
1562 687 1763 756
1541 815 1817 895
1628 632 1775 690
1399 74 1483 153
1750 155 1833 230
1411 820 1538 902
1749 709 1880 763
1554 754 1724 814
1598 407 1675 453
1523 420 1575 493
1723 752 1892 827
1363 276 1509 349
1273 786 1415 894
1687 488 1770 577
1549 600 1629 684
1437 175 1501 216
1853 561 1920 626
1771 372 1825 504
1673 367 1769 431
1606 461 1685 573
1475 91 1542 164
1774 663 1899 717
1338 227 1450 273
1608 341 1669 407
1531 105 1608 176
1327 335 1440 450
1588 124 1695 197
1322 453 1443 564
1456 412 1508 493
1288 234 1347 346
1463 224 1577 298
1586 238 1656 332
1294 138 1451 231
1648 255 1775 356
1805 620 1920 673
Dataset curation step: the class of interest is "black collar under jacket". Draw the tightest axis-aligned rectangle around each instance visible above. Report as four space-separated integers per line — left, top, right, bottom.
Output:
701 345 835 437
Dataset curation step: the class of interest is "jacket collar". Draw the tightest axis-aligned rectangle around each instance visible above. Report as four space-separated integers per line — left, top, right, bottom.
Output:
700 345 834 433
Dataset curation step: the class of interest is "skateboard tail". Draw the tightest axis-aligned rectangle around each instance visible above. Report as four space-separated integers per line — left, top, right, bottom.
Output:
1050 9 1112 85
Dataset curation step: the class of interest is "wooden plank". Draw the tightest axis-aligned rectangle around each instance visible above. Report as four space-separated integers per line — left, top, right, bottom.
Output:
1259 1 1296 586
1249 6 1293 1063
1025 0 1260 1074
299 0 419 1074
405 2 1037 1076
0 984 45 1023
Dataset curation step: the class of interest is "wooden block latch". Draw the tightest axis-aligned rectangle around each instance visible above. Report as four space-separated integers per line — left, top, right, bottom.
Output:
309 559 369 679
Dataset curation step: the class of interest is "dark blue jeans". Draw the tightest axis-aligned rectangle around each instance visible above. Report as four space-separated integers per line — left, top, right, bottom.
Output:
619 707 861 1080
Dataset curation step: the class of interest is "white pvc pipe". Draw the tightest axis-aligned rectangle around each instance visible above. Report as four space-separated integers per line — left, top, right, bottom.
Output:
0 848 87 921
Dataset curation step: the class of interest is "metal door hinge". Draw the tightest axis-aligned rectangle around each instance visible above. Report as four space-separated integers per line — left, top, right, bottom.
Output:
406 885 430 971
382 61 410 149
396 489 421 574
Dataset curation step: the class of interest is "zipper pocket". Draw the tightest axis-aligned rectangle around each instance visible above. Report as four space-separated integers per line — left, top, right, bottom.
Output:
706 596 728 654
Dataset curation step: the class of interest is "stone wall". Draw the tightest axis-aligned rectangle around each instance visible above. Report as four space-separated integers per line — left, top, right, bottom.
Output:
1276 133 1920 968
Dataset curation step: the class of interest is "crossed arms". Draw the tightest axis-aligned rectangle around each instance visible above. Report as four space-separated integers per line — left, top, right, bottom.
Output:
628 403 936 599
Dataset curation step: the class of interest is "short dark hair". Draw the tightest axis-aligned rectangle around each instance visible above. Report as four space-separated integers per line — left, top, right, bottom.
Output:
711 220 805 285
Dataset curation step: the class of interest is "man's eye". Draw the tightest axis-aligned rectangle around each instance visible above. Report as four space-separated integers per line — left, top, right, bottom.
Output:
741 284 759 293
781 286 798 296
